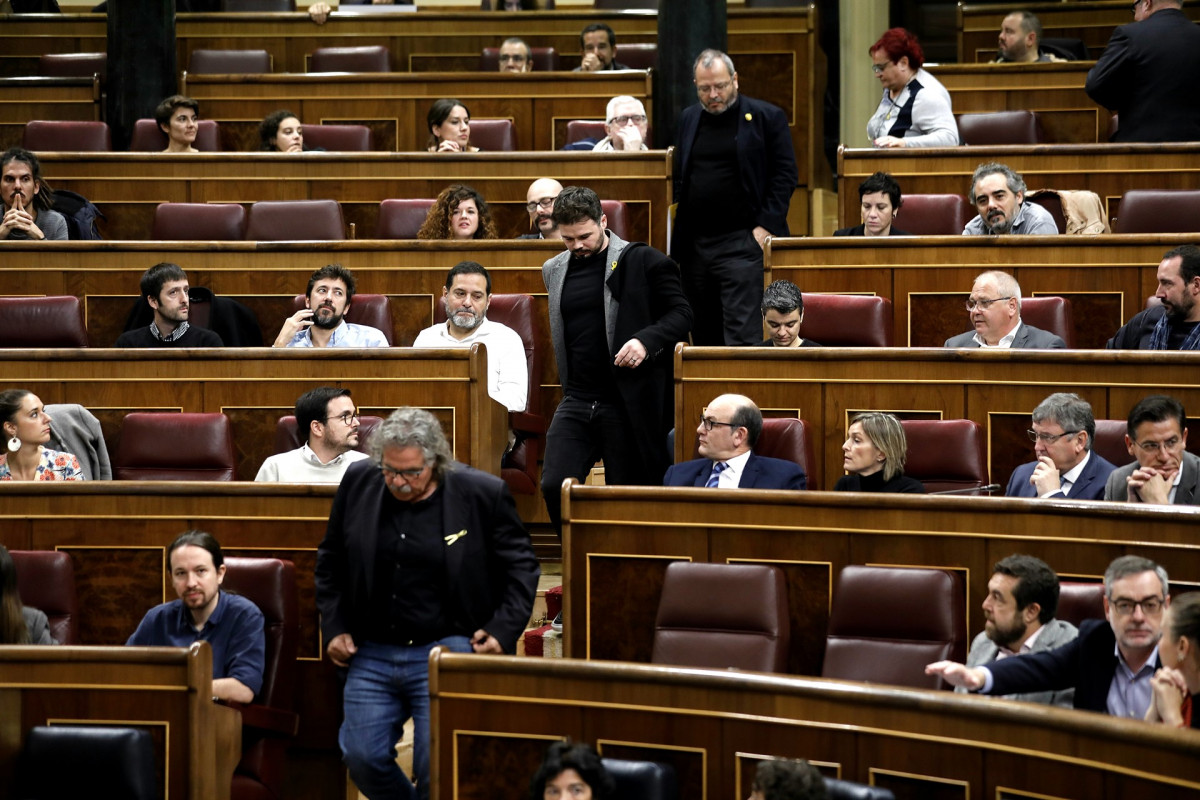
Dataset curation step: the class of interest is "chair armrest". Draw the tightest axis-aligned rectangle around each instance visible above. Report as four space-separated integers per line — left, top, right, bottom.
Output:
510 411 546 436
222 701 299 737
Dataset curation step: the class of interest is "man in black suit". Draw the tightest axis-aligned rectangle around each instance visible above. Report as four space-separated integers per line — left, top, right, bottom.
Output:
1005 392 1115 500
1085 0 1200 143
944 270 1065 349
315 407 539 800
672 48 797 346
928 555 1169 719
664 393 806 490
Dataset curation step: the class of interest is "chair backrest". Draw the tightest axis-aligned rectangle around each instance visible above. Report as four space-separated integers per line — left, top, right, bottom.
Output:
1040 37 1089 61
957 110 1044 145
600 200 629 240
187 48 272 74
1024 191 1066 234
901 419 989 493
1056 581 1107 628
301 124 373 152
38 52 107 78
755 418 818 490
798 294 893 347
652 562 789 672
1112 190 1200 234
221 557 299 709
310 45 392 73
469 119 518 152
616 43 658 69
825 778 897 800
220 0 295 10
1019 296 1075 348
10 550 79 644
112 412 237 481
1092 419 1135 468
290 293 394 343
479 46 559 71
129 118 221 152
601 758 679 800
375 199 434 239
245 199 345 241
152 202 246 240
565 119 606 145
273 414 385 455
22 120 112 152
822 565 967 690
897 193 973 235
0 296 88 347
18 726 157 800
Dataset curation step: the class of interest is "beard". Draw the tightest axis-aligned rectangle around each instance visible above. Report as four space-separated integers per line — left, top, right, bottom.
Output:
984 209 1015 234
984 616 1028 649
450 309 483 331
312 305 343 330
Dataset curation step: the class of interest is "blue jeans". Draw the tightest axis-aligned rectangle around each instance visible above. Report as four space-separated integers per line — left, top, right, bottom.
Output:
340 637 472 800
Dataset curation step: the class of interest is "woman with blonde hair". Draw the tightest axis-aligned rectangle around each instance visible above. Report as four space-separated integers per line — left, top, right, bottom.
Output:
835 412 924 493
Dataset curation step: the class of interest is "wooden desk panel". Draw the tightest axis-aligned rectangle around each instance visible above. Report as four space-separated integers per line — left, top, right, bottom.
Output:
0 77 100 151
431 652 1200 800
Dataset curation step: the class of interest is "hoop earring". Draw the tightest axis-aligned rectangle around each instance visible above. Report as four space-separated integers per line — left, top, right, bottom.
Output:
7 436 20 453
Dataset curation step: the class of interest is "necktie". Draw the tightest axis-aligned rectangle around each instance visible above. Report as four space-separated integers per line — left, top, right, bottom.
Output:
705 461 727 488
1060 478 1072 497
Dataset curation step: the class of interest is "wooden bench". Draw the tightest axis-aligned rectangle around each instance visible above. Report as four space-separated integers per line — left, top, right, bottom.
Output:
0 77 100 151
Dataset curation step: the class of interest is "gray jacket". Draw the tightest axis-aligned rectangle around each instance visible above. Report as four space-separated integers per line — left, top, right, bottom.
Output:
1104 449 1200 504
960 618 1078 707
47 403 111 480
23 606 57 645
944 321 1066 349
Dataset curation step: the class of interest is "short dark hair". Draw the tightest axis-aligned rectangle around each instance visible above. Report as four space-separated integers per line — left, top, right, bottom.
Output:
580 22 616 49
1127 394 1187 439
761 280 804 316
296 387 352 445
139 262 188 304
1163 244 1200 285
1 147 53 211
306 264 356 302
259 109 298 151
752 758 827 800
993 554 1060 624
858 171 902 209
167 530 224 572
0 388 32 429
155 94 199 128
1011 10 1044 42
528 742 615 800
445 261 491 294
730 397 765 448
551 186 603 227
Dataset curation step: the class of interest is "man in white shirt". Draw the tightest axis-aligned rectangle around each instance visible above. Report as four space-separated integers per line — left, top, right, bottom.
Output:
944 270 1066 348
272 264 389 348
255 387 369 482
412 261 528 413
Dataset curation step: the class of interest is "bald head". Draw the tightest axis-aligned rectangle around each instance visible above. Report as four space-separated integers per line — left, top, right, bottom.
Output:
526 178 564 239
698 393 762 460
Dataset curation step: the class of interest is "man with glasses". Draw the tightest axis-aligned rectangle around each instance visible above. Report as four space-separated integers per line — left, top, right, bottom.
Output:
1005 392 1115 499
672 48 797 346
1105 394 1200 505
497 37 532 73
663 393 805 489
316 407 539 800
928 555 1170 718
563 96 649 152
255 387 369 483
944 271 1065 348
519 178 563 240
963 162 1058 236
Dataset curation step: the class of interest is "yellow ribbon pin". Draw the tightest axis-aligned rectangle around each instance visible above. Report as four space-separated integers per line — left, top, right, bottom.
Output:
444 529 467 545
610 260 618 271
745 113 752 121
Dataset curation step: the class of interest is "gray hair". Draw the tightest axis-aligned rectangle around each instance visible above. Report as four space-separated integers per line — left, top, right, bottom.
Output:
969 162 1026 201
605 95 645 123
692 48 736 77
1031 392 1095 451
370 407 455 482
761 279 804 316
973 270 1022 311
1104 555 1169 599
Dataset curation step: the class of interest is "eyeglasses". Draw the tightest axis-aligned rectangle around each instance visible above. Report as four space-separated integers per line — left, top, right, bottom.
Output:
699 412 737 433
380 464 428 481
1131 0 1142 16
965 296 1012 312
1109 596 1164 616
499 54 527 63
1133 436 1183 454
325 410 360 426
695 81 732 94
525 196 558 213
608 114 646 126
871 63 888 75
1027 429 1079 444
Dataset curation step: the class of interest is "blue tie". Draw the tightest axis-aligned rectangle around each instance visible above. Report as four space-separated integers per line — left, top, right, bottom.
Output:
705 461 727 488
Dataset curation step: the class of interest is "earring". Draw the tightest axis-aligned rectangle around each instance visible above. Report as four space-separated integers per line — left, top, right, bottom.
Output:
7 435 20 453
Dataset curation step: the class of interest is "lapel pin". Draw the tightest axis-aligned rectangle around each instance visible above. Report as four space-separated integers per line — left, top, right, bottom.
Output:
745 113 752 121
444 529 468 545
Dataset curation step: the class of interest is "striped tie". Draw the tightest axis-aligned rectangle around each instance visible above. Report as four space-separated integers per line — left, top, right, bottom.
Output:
705 461 727 488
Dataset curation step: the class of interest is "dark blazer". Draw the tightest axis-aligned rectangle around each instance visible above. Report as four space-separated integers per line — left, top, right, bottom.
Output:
1085 8 1200 143
987 619 1161 713
1005 451 1116 500
672 94 797 244
944 323 1066 349
833 472 925 493
833 224 911 237
1105 304 1200 350
663 452 806 490
1105 450 1200 504
314 459 540 653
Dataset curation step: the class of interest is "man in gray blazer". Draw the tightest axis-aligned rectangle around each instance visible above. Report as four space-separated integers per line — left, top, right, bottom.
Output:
961 554 1078 707
945 270 1066 349
1105 394 1200 504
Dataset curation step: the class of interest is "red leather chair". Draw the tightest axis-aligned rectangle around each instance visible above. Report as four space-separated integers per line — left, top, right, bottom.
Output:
0 296 88 347
565 120 606 146
757 418 818 490
22 120 111 152
152 203 246 240
273 414 385 455
1019 296 1075 348
599 200 629 240
822 565 967 690
129 118 222 152
469 119 518 152
112 413 237 481
652 562 789 672
897 193 973 235
1092 419 1135 468
797 294 893 347
17 726 157 800
901 419 989 493
614 43 658 69
1056 581 1106 628
188 49 273 74
246 200 345 241
290 293 394 344
38 52 107 78
10 550 79 644
479 46 559 72
1024 191 1066 234
1112 190 1200 234
309 45 392 73
956 111 1044 145
301 124 373 152
375 199 433 239
221 557 300 800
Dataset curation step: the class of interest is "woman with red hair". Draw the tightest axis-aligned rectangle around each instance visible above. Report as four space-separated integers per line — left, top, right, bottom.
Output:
866 28 959 148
